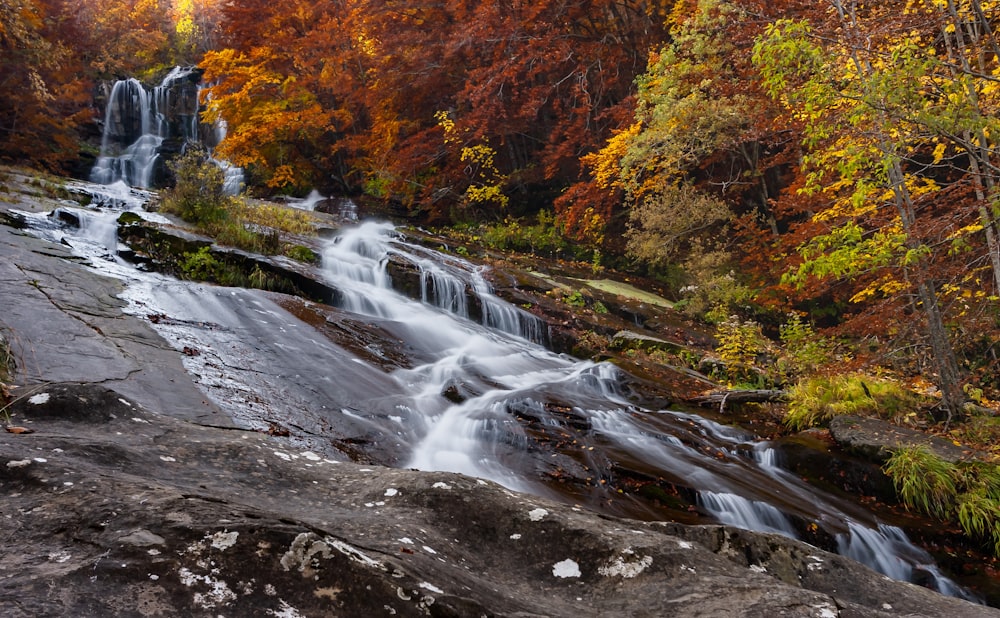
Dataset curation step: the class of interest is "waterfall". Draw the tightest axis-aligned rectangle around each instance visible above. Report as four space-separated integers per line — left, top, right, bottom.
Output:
12 206 983 603
698 492 799 536
321 222 546 343
838 522 982 602
90 67 244 193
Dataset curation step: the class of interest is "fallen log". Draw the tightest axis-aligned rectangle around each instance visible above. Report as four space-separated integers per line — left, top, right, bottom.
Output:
692 389 788 413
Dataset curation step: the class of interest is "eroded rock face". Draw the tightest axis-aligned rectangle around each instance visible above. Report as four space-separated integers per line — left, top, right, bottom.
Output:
2 383 997 618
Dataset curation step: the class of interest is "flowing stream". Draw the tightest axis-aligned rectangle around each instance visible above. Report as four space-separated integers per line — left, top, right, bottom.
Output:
91 67 243 194
11 183 985 605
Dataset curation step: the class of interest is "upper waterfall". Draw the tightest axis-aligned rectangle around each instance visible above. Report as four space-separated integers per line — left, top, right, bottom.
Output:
90 67 243 194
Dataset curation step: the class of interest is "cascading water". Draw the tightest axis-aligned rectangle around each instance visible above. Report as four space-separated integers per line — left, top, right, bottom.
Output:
315 222 978 601
90 67 244 193
11 201 985 604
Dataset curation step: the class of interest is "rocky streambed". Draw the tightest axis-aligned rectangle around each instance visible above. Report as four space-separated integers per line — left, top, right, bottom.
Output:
1 167 998 615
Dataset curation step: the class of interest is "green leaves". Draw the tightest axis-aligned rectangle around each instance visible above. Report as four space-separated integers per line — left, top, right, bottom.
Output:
884 445 958 519
783 221 910 290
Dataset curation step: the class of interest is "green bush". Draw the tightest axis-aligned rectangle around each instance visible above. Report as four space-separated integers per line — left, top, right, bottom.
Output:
285 244 319 264
564 290 587 308
160 146 230 228
777 314 832 378
884 446 1000 557
179 247 225 282
784 374 920 430
713 316 769 386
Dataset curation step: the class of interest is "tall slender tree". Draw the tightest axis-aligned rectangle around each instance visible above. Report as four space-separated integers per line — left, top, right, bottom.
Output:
754 2 970 418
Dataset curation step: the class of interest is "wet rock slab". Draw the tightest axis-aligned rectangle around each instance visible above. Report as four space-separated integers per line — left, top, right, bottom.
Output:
0 224 224 425
829 415 974 463
3 382 998 618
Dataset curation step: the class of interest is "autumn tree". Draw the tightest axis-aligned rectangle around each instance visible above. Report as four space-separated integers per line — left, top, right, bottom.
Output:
349 0 672 220
0 0 96 170
573 0 791 315
895 0 1000 299
752 2 982 418
618 1 746 291
200 0 364 192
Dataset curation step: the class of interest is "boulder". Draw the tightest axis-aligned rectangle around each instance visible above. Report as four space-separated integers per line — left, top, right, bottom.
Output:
2 382 996 618
829 415 974 463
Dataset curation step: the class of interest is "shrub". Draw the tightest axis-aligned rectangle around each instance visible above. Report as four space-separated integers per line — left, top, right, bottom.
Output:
564 290 587 308
777 314 832 378
713 316 769 385
784 374 920 430
161 147 316 256
179 247 225 282
479 211 571 257
883 445 957 518
161 146 230 227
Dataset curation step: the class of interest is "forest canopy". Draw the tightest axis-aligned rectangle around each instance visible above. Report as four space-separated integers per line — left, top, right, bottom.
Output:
3 0 1000 418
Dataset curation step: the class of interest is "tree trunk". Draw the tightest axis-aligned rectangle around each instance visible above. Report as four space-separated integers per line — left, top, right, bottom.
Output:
916 279 966 421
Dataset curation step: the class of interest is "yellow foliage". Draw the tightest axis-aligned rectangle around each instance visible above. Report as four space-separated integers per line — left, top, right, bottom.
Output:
948 223 985 239
267 165 296 189
932 142 947 164
850 276 909 303
582 122 641 190
434 110 459 145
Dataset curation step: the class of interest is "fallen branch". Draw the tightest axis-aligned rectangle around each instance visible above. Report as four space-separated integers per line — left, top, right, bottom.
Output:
692 389 788 414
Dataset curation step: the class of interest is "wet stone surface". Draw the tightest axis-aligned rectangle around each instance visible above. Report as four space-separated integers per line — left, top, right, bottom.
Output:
3 382 999 617
2 171 999 614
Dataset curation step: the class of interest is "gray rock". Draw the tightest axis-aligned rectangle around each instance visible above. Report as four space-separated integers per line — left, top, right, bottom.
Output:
0 223 226 426
829 415 972 463
2 382 996 617
611 329 683 354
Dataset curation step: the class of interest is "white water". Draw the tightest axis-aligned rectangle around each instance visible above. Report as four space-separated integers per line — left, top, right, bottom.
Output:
91 67 244 193
14 199 980 602
317 221 975 599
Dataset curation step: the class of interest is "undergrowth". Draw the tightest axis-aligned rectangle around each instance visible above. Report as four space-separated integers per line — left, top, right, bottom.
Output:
784 374 922 431
884 445 1000 557
160 147 316 261
448 210 598 263
178 247 299 293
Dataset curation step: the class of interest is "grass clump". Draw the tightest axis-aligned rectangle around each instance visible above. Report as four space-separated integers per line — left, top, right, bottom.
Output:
784 374 920 431
160 147 316 254
231 201 315 236
284 244 319 264
882 445 957 517
884 446 1000 556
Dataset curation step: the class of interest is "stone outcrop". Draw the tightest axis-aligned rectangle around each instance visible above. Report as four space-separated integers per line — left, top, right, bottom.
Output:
829 415 975 463
4 382 998 618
